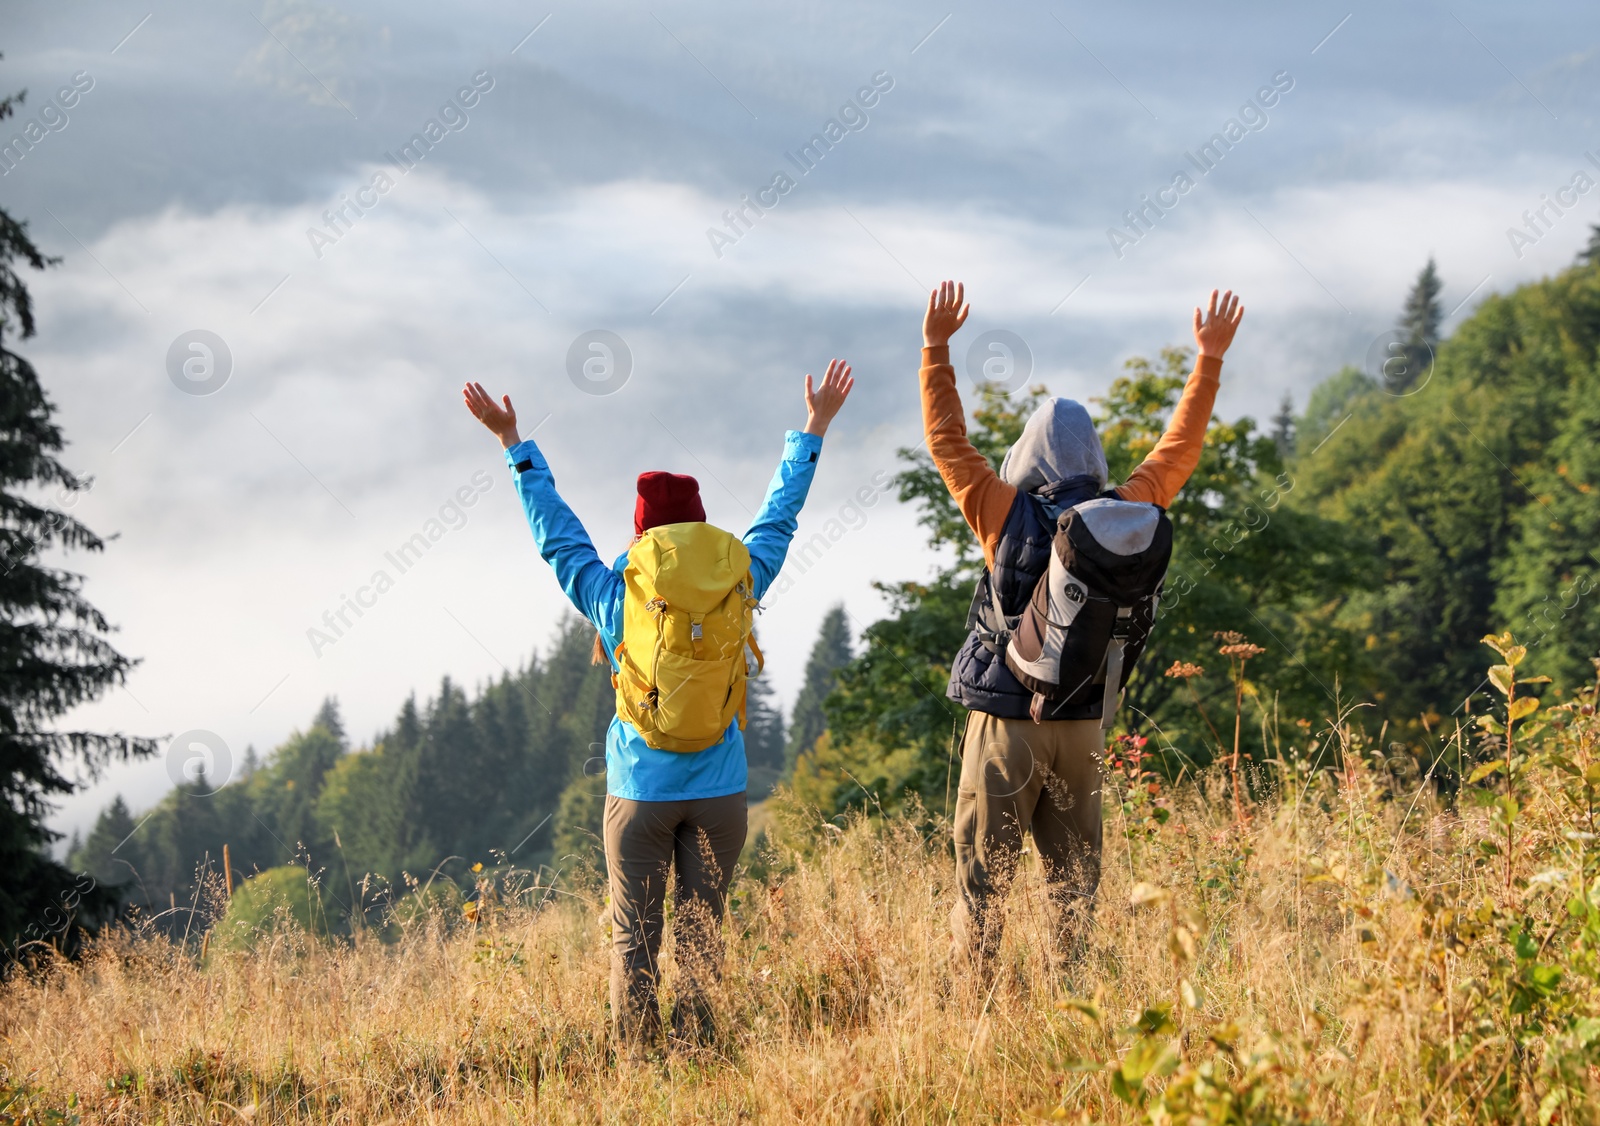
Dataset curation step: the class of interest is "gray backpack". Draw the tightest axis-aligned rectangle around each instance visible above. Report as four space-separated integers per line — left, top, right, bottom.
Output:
1003 497 1172 727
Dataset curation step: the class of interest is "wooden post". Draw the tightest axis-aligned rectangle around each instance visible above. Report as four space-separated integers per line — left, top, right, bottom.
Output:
223 844 233 898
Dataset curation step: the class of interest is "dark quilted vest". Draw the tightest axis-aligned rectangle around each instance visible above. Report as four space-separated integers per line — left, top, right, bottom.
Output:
947 475 1109 721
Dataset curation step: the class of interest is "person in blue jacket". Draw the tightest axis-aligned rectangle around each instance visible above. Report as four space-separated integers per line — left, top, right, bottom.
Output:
462 360 855 1053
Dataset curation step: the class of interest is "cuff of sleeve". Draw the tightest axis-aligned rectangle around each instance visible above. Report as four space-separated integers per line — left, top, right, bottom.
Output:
783 429 824 462
1195 354 1224 379
504 439 547 472
922 344 951 367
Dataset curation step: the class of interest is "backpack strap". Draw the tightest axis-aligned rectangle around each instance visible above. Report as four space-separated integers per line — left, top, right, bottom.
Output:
736 613 764 730
967 572 1013 654
1099 606 1134 730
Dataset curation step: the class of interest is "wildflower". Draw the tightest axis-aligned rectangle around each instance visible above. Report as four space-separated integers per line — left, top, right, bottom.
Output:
1165 660 1204 679
1213 632 1262 827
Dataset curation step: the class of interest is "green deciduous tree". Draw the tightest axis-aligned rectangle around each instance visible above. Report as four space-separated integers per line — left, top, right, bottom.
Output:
1100 351 1367 757
1296 261 1600 724
550 774 606 875
796 352 1367 821
1491 385 1600 690
795 386 1036 818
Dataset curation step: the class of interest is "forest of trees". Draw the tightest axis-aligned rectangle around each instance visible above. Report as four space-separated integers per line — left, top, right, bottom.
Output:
66 617 789 932
37 231 1600 943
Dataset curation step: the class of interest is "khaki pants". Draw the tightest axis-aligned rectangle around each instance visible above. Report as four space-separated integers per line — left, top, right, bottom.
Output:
950 711 1105 973
603 793 746 1049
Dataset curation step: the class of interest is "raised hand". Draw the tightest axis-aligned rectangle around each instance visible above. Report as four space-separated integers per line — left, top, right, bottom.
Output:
923 280 971 348
803 359 855 438
462 381 521 448
1193 289 1245 359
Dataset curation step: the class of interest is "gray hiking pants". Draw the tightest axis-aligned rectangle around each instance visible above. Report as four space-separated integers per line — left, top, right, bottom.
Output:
603 792 746 1049
950 711 1105 972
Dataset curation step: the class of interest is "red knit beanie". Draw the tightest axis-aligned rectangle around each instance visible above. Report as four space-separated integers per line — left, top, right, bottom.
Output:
634 471 705 534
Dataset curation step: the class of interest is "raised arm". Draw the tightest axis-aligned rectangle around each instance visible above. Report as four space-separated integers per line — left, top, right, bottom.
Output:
462 381 623 632
743 359 853 595
920 280 1017 570
1116 289 1244 508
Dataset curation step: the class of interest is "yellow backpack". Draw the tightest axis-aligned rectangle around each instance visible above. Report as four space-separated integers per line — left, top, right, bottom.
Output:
612 522 763 753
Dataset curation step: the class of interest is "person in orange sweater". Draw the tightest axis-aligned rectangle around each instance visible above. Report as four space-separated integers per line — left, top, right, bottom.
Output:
920 280 1244 975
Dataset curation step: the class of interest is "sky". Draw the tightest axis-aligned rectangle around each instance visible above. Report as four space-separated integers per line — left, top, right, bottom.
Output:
4 0 1599 844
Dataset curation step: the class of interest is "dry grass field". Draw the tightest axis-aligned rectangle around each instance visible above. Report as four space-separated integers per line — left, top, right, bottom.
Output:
3 642 1597 1124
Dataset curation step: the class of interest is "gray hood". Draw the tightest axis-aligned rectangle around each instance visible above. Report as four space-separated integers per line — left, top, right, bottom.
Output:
999 397 1108 494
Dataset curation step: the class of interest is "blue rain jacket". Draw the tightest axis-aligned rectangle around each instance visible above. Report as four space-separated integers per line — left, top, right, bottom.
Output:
503 429 823 801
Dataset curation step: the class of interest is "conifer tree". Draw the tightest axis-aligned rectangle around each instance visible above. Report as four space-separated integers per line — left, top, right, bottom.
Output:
1392 257 1442 393
67 796 138 890
1271 393 1295 458
0 109 157 951
783 605 853 774
312 697 346 746
1581 224 1600 266
743 637 786 796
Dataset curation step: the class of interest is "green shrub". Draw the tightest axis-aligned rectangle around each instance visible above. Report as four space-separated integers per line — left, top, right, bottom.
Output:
212 866 329 952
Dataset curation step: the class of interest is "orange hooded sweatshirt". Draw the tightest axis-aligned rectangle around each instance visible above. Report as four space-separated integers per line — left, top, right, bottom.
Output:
918 345 1223 569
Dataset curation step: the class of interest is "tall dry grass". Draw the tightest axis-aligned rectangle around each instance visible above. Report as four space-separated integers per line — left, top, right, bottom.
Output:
3 654 1597 1124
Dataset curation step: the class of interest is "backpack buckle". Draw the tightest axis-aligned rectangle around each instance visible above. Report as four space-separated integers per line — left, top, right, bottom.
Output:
1110 606 1134 639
